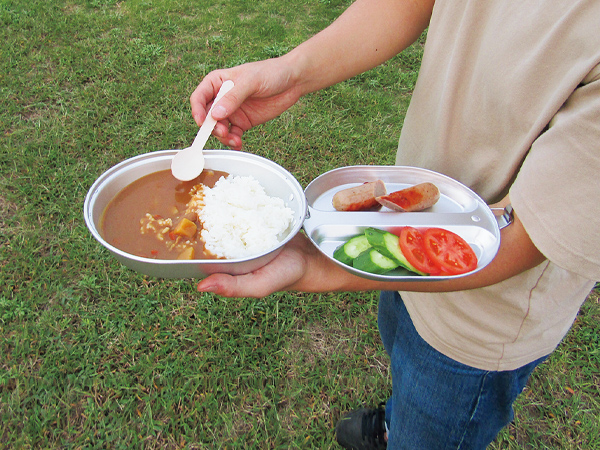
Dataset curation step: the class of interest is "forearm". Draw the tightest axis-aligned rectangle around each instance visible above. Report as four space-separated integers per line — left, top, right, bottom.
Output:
295 201 547 293
196 190 545 299
282 0 435 95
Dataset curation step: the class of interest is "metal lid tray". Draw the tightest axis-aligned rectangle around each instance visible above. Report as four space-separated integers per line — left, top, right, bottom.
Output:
302 166 501 281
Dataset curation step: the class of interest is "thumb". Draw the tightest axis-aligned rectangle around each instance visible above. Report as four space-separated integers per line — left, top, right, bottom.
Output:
190 76 240 125
209 83 246 121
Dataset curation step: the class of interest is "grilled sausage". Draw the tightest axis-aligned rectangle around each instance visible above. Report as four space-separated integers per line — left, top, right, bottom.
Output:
375 182 440 212
332 180 387 211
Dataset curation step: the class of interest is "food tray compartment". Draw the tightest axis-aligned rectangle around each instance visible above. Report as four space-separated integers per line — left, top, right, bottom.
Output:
302 166 501 281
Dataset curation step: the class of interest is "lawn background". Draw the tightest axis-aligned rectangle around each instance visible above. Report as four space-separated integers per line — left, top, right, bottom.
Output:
1 0 598 448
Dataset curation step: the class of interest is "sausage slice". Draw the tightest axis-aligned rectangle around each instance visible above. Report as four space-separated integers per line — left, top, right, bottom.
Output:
332 180 387 211
375 182 440 212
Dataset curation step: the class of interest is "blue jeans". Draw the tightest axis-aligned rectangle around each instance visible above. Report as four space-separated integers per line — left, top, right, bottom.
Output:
378 291 547 450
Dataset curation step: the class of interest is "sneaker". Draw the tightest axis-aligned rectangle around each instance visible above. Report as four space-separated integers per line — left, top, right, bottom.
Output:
335 403 387 449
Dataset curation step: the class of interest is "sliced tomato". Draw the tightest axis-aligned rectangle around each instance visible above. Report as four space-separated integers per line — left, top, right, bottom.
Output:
388 227 403 238
422 228 478 275
398 227 443 275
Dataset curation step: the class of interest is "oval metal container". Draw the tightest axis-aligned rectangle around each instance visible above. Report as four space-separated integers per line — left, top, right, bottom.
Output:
302 166 503 281
83 150 307 279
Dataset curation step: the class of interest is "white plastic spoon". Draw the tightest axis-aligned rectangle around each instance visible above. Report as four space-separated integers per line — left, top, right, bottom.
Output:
171 80 235 181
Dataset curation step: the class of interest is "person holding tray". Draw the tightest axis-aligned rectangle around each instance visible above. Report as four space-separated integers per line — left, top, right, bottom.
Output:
190 0 600 448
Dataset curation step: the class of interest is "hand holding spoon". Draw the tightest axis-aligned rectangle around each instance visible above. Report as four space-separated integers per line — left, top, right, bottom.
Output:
171 80 234 181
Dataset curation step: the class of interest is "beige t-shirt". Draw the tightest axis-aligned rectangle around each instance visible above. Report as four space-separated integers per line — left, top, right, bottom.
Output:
397 0 600 371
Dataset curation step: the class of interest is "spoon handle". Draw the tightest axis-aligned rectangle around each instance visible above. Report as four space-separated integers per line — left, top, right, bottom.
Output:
192 80 235 150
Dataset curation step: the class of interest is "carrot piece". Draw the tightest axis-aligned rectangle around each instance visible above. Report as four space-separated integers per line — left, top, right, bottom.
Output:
172 218 197 238
177 247 195 260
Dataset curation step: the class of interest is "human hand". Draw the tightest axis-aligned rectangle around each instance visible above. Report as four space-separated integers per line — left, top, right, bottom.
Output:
196 233 343 298
190 57 304 150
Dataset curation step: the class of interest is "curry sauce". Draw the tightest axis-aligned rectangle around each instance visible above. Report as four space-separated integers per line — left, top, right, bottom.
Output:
101 169 228 260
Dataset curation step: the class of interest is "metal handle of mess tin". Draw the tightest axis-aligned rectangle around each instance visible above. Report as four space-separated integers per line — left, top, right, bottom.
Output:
491 204 514 230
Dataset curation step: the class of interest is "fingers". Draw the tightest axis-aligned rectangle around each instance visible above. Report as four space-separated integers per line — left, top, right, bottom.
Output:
190 74 235 124
190 79 216 126
212 122 244 150
196 265 292 298
224 125 244 150
190 73 249 149
197 273 269 298
196 253 302 297
196 234 311 298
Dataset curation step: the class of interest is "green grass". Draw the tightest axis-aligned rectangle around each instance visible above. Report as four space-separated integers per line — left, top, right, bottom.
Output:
1 0 598 448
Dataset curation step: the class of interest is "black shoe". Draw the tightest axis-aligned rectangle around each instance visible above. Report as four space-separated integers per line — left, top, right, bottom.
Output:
335 403 387 450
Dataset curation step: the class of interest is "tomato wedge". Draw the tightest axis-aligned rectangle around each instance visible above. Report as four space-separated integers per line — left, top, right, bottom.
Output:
422 228 478 275
398 227 443 275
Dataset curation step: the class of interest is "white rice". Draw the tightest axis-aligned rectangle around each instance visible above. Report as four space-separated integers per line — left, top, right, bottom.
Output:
194 175 295 259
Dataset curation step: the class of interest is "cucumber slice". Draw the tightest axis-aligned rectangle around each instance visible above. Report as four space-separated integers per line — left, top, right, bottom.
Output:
333 234 372 265
352 248 398 274
364 227 426 275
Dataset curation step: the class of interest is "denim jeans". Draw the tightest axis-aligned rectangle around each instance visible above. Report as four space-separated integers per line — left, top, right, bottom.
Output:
378 291 547 450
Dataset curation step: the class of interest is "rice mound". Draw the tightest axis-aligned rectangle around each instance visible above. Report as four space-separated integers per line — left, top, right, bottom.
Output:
195 175 295 259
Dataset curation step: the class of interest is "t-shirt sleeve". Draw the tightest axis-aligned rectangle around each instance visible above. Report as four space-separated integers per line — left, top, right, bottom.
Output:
510 64 600 281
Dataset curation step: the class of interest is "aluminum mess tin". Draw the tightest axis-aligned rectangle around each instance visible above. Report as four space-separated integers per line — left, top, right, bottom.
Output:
83 150 307 279
302 165 504 281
